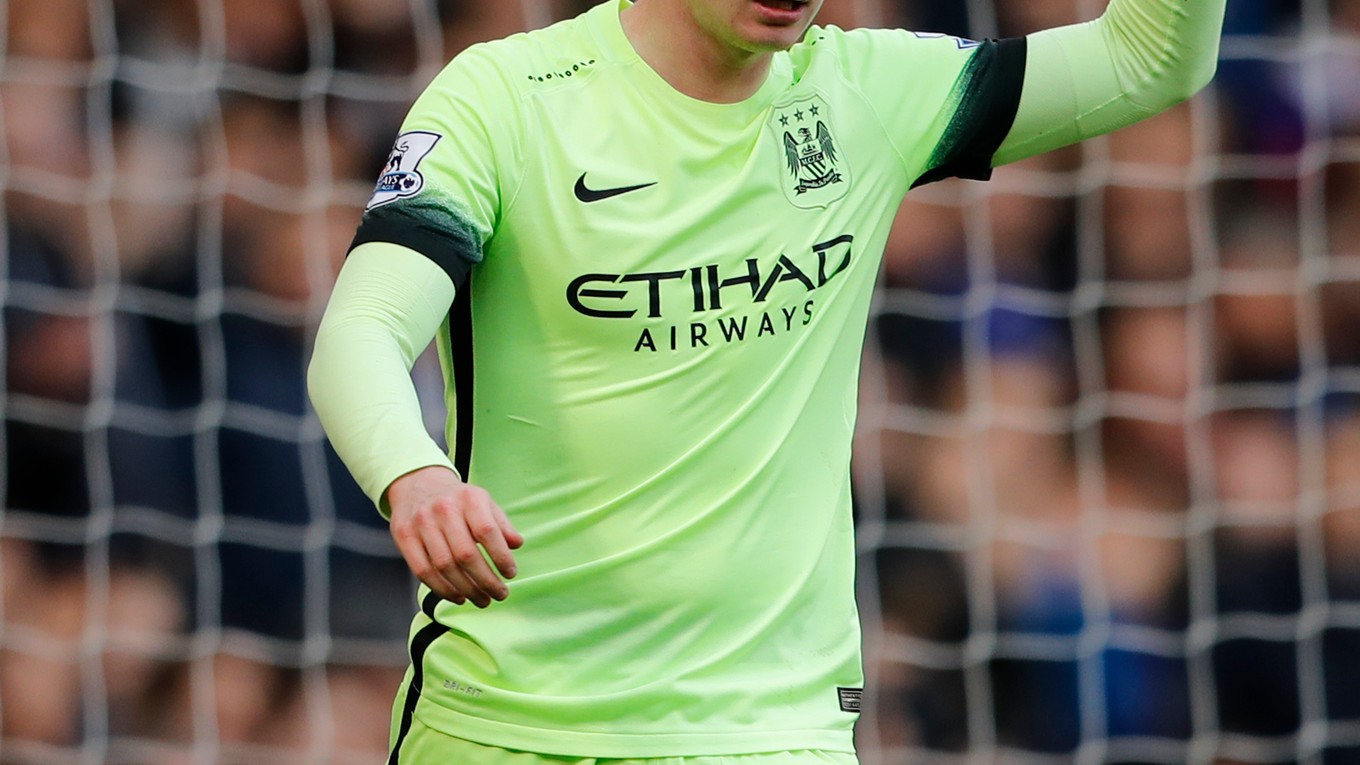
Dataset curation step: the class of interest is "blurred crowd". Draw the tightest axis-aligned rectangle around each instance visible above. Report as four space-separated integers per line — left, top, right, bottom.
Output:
1 0 1357 763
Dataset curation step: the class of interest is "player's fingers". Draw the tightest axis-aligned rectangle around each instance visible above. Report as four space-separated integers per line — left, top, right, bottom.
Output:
419 518 493 608
390 522 466 605
491 503 525 551
444 516 510 603
466 502 518 580
429 549 489 609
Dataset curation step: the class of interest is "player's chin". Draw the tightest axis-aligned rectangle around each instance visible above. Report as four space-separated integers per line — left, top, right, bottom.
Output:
735 23 813 53
752 30 809 51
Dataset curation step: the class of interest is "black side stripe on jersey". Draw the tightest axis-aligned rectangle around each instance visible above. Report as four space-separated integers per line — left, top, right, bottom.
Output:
450 276 475 477
913 36 1028 188
387 592 449 765
388 289 473 764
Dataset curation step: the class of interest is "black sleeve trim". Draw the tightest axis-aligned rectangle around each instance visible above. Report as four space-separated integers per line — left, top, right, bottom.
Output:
348 205 479 291
913 36 1028 188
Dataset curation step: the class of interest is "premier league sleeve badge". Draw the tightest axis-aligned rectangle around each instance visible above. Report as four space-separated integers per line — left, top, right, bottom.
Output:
366 131 443 210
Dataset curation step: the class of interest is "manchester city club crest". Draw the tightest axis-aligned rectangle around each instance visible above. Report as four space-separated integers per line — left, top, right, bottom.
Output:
770 95 850 209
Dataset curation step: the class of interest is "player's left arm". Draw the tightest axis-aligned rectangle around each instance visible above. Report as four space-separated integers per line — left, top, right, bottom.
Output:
993 0 1228 166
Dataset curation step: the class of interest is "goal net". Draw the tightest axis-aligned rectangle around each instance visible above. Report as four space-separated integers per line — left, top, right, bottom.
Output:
2 0 1357 763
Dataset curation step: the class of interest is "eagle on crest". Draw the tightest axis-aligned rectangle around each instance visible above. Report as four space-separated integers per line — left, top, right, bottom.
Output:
783 120 843 194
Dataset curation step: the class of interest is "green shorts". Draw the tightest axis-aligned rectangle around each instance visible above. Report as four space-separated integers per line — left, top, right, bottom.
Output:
389 714 860 765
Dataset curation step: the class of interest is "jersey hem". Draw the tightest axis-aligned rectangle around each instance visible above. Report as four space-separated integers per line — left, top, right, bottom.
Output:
412 695 858 758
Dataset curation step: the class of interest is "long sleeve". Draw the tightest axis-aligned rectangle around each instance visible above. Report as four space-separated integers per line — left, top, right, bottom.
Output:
994 0 1227 166
307 242 457 517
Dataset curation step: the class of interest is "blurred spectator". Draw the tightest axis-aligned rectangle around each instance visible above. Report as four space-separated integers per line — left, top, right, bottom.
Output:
1 538 183 756
1105 104 1196 283
1104 306 1196 494
439 1 535 58
221 0 308 72
6 0 91 60
995 0 1081 37
1211 411 1306 741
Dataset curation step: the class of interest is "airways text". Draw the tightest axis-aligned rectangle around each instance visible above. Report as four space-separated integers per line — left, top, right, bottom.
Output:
564 235 854 353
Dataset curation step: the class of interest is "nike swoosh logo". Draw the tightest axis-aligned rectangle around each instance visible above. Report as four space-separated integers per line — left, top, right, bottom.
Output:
574 173 657 203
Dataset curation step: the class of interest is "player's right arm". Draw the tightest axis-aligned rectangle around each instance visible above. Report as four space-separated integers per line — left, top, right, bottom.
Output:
310 42 527 608
308 243 521 608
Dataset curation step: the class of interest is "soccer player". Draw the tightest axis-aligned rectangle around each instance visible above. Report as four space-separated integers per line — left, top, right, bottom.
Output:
308 0 1226 761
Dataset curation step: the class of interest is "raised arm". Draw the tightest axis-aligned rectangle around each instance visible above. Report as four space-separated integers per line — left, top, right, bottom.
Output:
994 0 1227 166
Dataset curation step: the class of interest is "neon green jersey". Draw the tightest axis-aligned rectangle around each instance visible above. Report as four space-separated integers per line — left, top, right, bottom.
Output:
351 0 1024 757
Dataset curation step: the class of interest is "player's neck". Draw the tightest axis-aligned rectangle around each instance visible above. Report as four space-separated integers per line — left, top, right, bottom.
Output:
620 1 773 104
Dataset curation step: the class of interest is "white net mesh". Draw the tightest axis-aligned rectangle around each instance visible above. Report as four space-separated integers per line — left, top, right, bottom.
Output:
2 0 1358 763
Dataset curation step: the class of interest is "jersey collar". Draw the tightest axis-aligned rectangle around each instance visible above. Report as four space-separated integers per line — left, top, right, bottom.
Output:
586 0 790 119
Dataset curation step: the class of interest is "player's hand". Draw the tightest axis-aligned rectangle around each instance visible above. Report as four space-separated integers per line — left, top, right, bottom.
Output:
385 466 524 608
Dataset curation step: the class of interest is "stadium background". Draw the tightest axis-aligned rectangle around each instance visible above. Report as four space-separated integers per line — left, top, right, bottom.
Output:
3 0 1359 762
